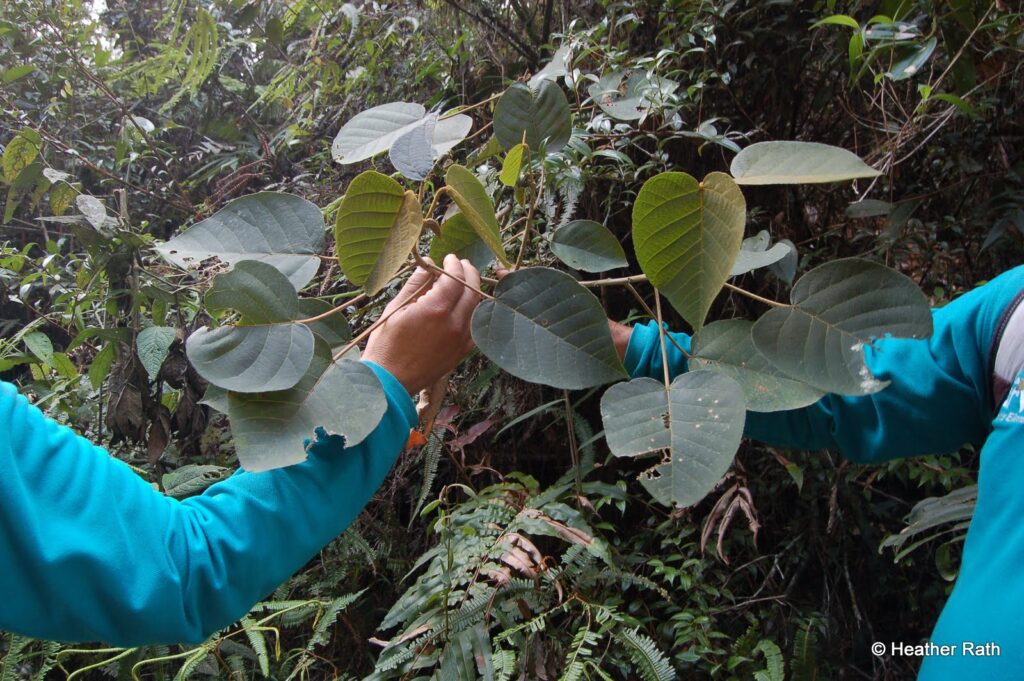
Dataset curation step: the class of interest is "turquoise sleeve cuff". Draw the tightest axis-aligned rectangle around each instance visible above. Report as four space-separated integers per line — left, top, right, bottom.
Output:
362 360 417 430
623 321 691 380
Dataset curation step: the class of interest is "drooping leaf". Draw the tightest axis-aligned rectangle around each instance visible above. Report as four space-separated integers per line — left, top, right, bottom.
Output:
887 37 937 81
499 143 527 187
2 64 36 84
226 340 387 471
136 326 177 380
730 230 792 277
389 113 437 181
429 213 493 270
751 258 933 395
845 199 893 218
49 181 78 216
205 259 299 323
690 319 824 411
332 102 426 164
89 342 116 389
331 102 472 164
444 164 510 266
186 322 315 393
633 172 746 330
528 43 571 87
768 238 797 285
156 192 325 290
297 299 351 349
600 371 745 507
730 141 881 185
23 331 53 366
471 267 627 389
493 81 571 153
550 220 628 273
2 132 39 183
334 171 422 295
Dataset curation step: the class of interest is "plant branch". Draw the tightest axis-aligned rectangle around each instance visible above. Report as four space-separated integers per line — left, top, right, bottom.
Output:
722 281 788 308
332 277 435 361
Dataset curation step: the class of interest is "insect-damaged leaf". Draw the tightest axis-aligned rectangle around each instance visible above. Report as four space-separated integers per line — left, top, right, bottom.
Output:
633 171 746 331
445 164 509 266
226 340 387 471
550 220 627 273
156 192 325 290
751 258 933 395
334 171 423 295
730 141 881 185
690 319 824 412
493 81 571 153
600 371 745 507
471 267 626 390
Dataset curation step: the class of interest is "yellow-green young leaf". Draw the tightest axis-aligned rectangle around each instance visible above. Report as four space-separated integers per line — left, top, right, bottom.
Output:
730 141 881 185
429 213 493 270
2 133 39 184
444 164 510 267
335 172 422 295
89 342 116 389
632 171 746 330
499 144 527 186
49 181 78 216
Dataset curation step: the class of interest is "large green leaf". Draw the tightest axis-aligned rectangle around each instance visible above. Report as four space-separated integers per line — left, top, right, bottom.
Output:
297 299 351 350
690 319 824 412
137 326 177 380
187 322 315 393
226 340 387 471
550 220 627 273
429 213 493 270
444 165 509 266
632 172 746 330
730 230 792 277
334 171 423 295
156 192 325 290
730 141 881 185
471 267 627 389
493 81 571 153
751 258 933 395
600 371 745 507
331 102 472 164
206 259 299 323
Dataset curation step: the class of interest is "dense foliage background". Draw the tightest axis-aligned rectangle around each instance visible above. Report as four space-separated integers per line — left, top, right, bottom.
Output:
1 0 1021 678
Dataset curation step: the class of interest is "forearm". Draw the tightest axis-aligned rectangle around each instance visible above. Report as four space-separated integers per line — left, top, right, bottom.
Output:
0 363 415 645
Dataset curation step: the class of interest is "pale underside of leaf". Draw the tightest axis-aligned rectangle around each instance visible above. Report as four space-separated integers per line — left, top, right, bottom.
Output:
730 141 881 185
471 267 626 390
227 340 387 471
633 172 746 330
730 233 792 277
690 319 824 411
751 258 933 395
389 114 437 181
331 102 425 164
156 192 325 290
364 191 423 295
186 322 315 393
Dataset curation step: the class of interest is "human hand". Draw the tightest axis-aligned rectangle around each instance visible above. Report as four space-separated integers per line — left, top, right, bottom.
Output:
363 254 482 394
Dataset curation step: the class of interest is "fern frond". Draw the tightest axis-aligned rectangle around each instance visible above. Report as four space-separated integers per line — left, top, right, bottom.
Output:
790 619 819 681
559 626 601 681
616 627 676 681
753 639 785 681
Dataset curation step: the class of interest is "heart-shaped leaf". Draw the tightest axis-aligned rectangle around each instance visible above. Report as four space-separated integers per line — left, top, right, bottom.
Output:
206 259 300 323
600 371 746 507
471 267 627 389
186 322 315 393
730 141 881 185
226 340 387 471
389 113 437 181
429 213 493 270
444 164 509 266
493 81 571 153
751 258 933 395
633 171 746 330
297 299 351 350
332 102 473 165
550 220 627 273
691 319 824 412
730 230 792 277
156 192 326 290
335 171 423 295
137 326 177 380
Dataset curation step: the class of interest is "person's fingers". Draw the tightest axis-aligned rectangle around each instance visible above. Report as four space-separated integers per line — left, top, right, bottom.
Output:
495 266 510 280
453 258 482 321
422 253 465 308
384 261 436 313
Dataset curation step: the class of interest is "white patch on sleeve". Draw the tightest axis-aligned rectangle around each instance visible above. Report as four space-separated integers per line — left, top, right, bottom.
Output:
995 301 1024 392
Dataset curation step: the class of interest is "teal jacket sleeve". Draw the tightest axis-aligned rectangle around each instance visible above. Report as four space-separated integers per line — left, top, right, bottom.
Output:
624 266 1024 463
0 361 416 646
